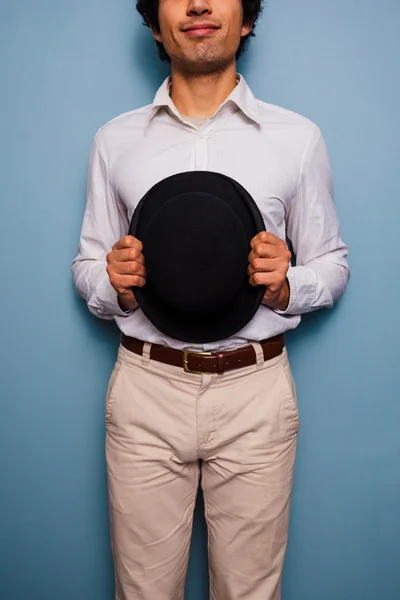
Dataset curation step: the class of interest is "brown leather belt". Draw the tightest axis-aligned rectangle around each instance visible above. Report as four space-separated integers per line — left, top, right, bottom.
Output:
120 333 285 375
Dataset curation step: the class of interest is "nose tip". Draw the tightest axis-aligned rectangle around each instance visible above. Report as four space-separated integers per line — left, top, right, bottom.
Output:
189 7 211 15
187 0 212 16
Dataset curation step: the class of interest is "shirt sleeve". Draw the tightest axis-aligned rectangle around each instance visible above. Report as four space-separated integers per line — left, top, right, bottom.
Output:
274 124 350 315
71 132 135 320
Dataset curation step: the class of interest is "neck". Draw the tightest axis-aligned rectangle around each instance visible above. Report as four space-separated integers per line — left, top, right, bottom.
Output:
169 62 238 118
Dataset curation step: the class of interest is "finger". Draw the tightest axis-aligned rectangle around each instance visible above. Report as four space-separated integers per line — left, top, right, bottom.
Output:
110 274 146 292
249 246 291 263
116 262 147 278
128 275 146 288
114 235 143 252
250 231 286 249
262 286 282 300
249 271 282 293
248 257 282 276
109 247 145 264
248 244 281 262
249 271 273 287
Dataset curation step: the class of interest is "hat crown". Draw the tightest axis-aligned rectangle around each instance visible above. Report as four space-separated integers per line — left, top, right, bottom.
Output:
145 192 248 313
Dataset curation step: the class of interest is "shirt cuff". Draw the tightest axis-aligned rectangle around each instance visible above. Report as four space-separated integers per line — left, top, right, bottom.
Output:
271 266 316 316
93 272 136 318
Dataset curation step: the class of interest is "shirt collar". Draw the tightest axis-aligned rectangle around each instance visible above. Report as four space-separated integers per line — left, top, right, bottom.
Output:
144 73 260 131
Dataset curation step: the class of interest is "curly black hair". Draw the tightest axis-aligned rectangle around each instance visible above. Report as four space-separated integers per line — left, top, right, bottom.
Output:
136 0 264 62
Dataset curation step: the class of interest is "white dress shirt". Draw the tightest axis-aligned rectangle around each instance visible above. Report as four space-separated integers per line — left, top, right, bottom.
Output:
71 74 350 351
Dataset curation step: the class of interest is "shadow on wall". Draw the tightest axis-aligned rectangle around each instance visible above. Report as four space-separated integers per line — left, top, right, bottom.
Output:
131 21 171 93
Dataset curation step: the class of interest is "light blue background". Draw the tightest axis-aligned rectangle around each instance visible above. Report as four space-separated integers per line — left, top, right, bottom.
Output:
1 1 399 598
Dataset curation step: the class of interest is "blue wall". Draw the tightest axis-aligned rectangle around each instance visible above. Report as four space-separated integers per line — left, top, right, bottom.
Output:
1 1 399 598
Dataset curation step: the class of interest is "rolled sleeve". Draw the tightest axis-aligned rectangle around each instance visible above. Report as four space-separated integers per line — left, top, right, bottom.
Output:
274 124 350 316
71 132 135 320
88 266 135 319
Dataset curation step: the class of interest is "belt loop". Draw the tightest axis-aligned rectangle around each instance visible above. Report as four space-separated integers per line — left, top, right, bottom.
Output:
141 342 152 366
217 353 225 375
250 342 264 370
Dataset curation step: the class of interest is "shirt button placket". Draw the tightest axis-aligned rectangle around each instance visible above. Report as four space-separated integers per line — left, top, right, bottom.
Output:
194 132 210 171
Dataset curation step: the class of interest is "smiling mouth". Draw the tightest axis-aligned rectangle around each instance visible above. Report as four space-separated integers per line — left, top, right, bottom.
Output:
182 23 220 37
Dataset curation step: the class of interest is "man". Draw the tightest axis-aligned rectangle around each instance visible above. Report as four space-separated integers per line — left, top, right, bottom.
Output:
71 0 350 597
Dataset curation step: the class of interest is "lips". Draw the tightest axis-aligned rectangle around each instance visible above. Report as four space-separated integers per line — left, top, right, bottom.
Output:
183 23 220 35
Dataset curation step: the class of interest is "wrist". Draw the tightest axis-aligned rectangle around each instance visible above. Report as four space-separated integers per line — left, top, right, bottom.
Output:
262 278 290 311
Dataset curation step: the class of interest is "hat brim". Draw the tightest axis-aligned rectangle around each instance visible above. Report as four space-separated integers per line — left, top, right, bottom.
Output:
134 274 265 344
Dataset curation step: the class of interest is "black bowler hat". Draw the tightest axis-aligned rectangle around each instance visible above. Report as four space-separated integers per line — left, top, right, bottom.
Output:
129 171 266 343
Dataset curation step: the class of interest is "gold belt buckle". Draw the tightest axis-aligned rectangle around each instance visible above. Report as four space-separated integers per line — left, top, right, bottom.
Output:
183 350 214 374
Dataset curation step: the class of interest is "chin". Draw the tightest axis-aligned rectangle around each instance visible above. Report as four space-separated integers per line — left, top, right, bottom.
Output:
173 52 234 74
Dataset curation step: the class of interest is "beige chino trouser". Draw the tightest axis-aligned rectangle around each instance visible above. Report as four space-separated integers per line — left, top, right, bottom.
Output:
105 341 300 600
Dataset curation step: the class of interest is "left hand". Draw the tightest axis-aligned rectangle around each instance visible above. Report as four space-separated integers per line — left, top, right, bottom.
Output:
248 232 292 311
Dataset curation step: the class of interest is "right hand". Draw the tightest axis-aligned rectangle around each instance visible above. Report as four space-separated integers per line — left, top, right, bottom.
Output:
106 235 146 311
